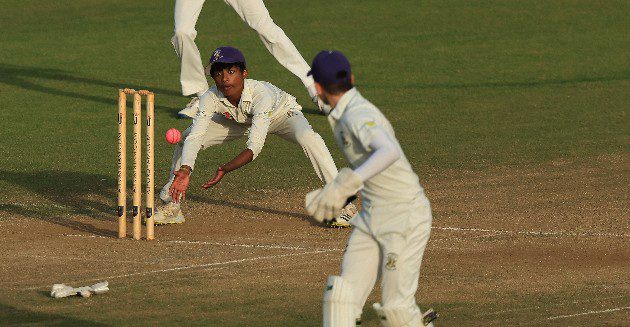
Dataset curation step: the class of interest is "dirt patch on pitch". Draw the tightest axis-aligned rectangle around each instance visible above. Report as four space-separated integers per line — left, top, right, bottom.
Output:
0 155 627 325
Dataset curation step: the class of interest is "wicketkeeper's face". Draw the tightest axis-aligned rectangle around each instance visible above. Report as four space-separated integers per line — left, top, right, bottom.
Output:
211 66 248 99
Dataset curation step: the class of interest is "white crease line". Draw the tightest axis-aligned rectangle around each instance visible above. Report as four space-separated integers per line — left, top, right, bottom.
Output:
474 295 626 317
165 240 311 251
1 254 152 265
432 226 629 238
431 232 503 243
63 234 318 251
21 248 338 291
547 306 630 320
63 234 111 239
428 246 469 251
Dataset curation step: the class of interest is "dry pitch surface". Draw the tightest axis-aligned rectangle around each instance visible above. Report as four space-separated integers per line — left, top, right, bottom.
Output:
0 156 628 326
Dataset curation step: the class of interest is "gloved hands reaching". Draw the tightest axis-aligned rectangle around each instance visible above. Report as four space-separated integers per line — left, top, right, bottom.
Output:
305 168 363 223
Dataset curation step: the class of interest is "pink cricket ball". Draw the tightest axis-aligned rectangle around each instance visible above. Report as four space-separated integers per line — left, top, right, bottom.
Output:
166 128 182 144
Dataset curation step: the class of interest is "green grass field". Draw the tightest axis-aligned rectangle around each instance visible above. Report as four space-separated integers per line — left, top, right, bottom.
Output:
0 0 628 325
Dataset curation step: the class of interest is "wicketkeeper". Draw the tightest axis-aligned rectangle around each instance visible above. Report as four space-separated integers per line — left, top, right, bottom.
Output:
305 51 437 326
155 46 356 227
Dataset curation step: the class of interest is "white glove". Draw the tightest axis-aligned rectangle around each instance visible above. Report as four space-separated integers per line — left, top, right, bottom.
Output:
305 168 363 223
51 281 109 298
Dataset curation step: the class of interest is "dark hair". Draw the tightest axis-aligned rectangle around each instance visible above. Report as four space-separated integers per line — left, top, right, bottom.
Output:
209 62 246 77
322 70 353 94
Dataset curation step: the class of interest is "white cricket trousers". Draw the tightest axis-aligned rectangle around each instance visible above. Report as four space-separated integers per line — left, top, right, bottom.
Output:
160 111 338 202
342 197 433 318
172 0 313 96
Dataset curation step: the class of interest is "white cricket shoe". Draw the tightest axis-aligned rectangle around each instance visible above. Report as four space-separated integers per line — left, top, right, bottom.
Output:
154 202 185 225
177 97 200 119
326 202 357 228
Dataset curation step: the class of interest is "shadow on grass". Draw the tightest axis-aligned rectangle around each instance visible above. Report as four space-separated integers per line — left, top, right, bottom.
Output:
187 194 320 227
0 170 118 237
0 63 338 118
0 63 181 117
0 169 322 235
0 303 107 326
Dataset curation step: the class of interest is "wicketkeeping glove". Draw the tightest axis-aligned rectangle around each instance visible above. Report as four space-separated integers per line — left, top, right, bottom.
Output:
305 168 363 223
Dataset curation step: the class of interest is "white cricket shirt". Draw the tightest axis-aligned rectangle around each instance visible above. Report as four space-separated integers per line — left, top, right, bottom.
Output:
181 79 301 169
327 88 425 205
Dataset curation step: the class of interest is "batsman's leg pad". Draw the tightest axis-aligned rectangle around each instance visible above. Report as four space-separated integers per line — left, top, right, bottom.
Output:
323 275 360 327
373 303 422 327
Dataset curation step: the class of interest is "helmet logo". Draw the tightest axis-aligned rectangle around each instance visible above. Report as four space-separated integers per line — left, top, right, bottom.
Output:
212 50 222 62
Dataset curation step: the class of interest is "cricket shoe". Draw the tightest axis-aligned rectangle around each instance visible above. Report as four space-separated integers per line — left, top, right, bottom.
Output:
153 202 185 225
326 202 357 228
422 308 439 326
177 97 199 119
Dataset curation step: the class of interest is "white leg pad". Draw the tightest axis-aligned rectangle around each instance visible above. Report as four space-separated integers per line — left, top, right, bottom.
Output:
323 276 359 327
373 303 422 327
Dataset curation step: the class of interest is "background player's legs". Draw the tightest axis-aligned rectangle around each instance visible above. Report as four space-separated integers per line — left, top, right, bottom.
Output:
272 112 338 183
338 227 381 321
159 114 247 202
172 0 210 96
224 0 316 97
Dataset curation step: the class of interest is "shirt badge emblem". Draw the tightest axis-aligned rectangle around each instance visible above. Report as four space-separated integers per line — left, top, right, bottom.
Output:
385 253 398 270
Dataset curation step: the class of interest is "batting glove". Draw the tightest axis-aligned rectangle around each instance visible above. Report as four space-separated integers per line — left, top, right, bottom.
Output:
305 168 363 223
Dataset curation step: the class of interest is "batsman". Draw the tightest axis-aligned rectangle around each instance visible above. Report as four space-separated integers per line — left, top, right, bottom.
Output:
305 51 437 326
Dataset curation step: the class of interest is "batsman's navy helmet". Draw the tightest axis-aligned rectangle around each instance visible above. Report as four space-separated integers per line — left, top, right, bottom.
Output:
308 50 351 86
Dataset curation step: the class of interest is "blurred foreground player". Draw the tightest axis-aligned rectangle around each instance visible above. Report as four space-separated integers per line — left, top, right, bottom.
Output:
305 51 438 326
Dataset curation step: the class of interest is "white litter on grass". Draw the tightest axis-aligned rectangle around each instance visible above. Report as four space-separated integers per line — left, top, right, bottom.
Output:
51 281 109 298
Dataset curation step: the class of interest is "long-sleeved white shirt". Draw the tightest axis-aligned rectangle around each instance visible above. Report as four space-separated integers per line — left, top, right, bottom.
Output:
181 79 301 169
327 88 425 205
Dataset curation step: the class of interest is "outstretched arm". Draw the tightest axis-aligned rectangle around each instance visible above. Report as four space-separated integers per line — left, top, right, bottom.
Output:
202 149 254 188
203 107 271 188
168 93 217 203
